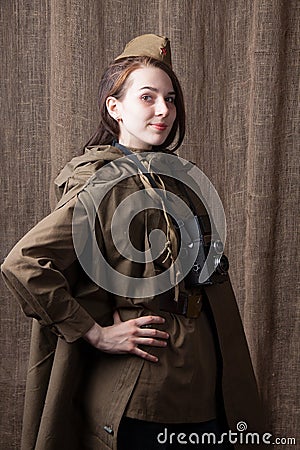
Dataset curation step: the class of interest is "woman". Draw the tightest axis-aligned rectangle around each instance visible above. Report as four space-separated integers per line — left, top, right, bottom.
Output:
2 34 265 450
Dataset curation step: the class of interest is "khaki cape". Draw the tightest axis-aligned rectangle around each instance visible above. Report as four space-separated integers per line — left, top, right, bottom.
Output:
1 146 266 449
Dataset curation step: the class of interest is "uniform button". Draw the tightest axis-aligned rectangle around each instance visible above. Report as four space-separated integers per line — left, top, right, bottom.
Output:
50 326 63 338
104 425 114 435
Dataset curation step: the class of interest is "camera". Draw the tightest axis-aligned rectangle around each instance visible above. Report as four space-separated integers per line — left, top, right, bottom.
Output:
179 214 229 287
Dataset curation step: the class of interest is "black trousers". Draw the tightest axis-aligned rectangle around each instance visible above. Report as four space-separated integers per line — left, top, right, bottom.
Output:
118 417 232 450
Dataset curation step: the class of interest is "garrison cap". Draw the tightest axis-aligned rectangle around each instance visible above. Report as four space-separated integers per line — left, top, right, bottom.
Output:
115 34 172 67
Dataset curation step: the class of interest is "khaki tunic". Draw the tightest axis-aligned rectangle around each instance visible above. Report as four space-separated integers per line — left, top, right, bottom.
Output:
124 306 218 423
1 145 266 449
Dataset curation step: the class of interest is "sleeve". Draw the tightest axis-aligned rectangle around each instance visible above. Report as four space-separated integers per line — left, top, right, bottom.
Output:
1 196 96 343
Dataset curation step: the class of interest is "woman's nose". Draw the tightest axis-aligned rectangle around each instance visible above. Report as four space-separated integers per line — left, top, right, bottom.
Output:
155 98 169 117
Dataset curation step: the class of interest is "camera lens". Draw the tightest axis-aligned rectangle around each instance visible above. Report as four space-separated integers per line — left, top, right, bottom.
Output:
213 240 224 254
216 255 229 274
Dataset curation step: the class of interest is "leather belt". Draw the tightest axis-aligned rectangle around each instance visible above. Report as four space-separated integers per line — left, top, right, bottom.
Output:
159 289 203 319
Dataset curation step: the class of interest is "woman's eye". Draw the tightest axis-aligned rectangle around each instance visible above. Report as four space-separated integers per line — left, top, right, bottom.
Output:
165 97 175 104
141 95 152 102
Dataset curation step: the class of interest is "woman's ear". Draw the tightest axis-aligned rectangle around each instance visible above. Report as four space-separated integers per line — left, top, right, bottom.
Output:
106 96 121 122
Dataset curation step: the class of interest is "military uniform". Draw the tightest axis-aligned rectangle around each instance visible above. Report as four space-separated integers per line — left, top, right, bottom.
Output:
2 145 265 450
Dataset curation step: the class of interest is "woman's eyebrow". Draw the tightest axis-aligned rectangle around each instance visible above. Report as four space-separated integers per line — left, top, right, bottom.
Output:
139 86 176 95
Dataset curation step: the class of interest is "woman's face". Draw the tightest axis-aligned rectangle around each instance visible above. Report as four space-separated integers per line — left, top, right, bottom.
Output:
107 67 177 150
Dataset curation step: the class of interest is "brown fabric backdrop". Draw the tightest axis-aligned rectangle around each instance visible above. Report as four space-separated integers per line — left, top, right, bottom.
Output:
1 0 299 447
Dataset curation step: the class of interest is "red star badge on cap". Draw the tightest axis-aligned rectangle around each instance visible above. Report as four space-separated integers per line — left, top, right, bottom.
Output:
160 47 167 56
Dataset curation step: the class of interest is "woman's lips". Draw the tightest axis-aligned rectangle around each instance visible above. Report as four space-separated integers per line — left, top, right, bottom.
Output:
150 123 168 131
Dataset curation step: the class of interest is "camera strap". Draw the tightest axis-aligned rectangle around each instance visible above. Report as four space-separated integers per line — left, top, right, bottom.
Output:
112 141 195 248
112 142 228 288
113 141 158 189
114 143 200 225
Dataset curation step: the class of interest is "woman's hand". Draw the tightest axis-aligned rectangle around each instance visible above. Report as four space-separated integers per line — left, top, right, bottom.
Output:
83 310 169 363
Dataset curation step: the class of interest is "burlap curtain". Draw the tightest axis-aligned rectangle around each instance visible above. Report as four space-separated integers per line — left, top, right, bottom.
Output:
1 0 299 447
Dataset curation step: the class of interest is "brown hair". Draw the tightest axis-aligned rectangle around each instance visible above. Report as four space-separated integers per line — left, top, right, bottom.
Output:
84 56 185 152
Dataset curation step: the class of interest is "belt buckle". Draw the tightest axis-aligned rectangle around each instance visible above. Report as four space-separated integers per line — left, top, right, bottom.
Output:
186 292 202 319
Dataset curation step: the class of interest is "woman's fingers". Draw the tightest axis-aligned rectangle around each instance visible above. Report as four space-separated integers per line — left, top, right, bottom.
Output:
113 312 169 340
134 336 168 347
127 315 169 342
132 316 169 361
136 315 166 328
132 347 159 363
113 309 122 324
89 312 169 362
138 327 169 340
